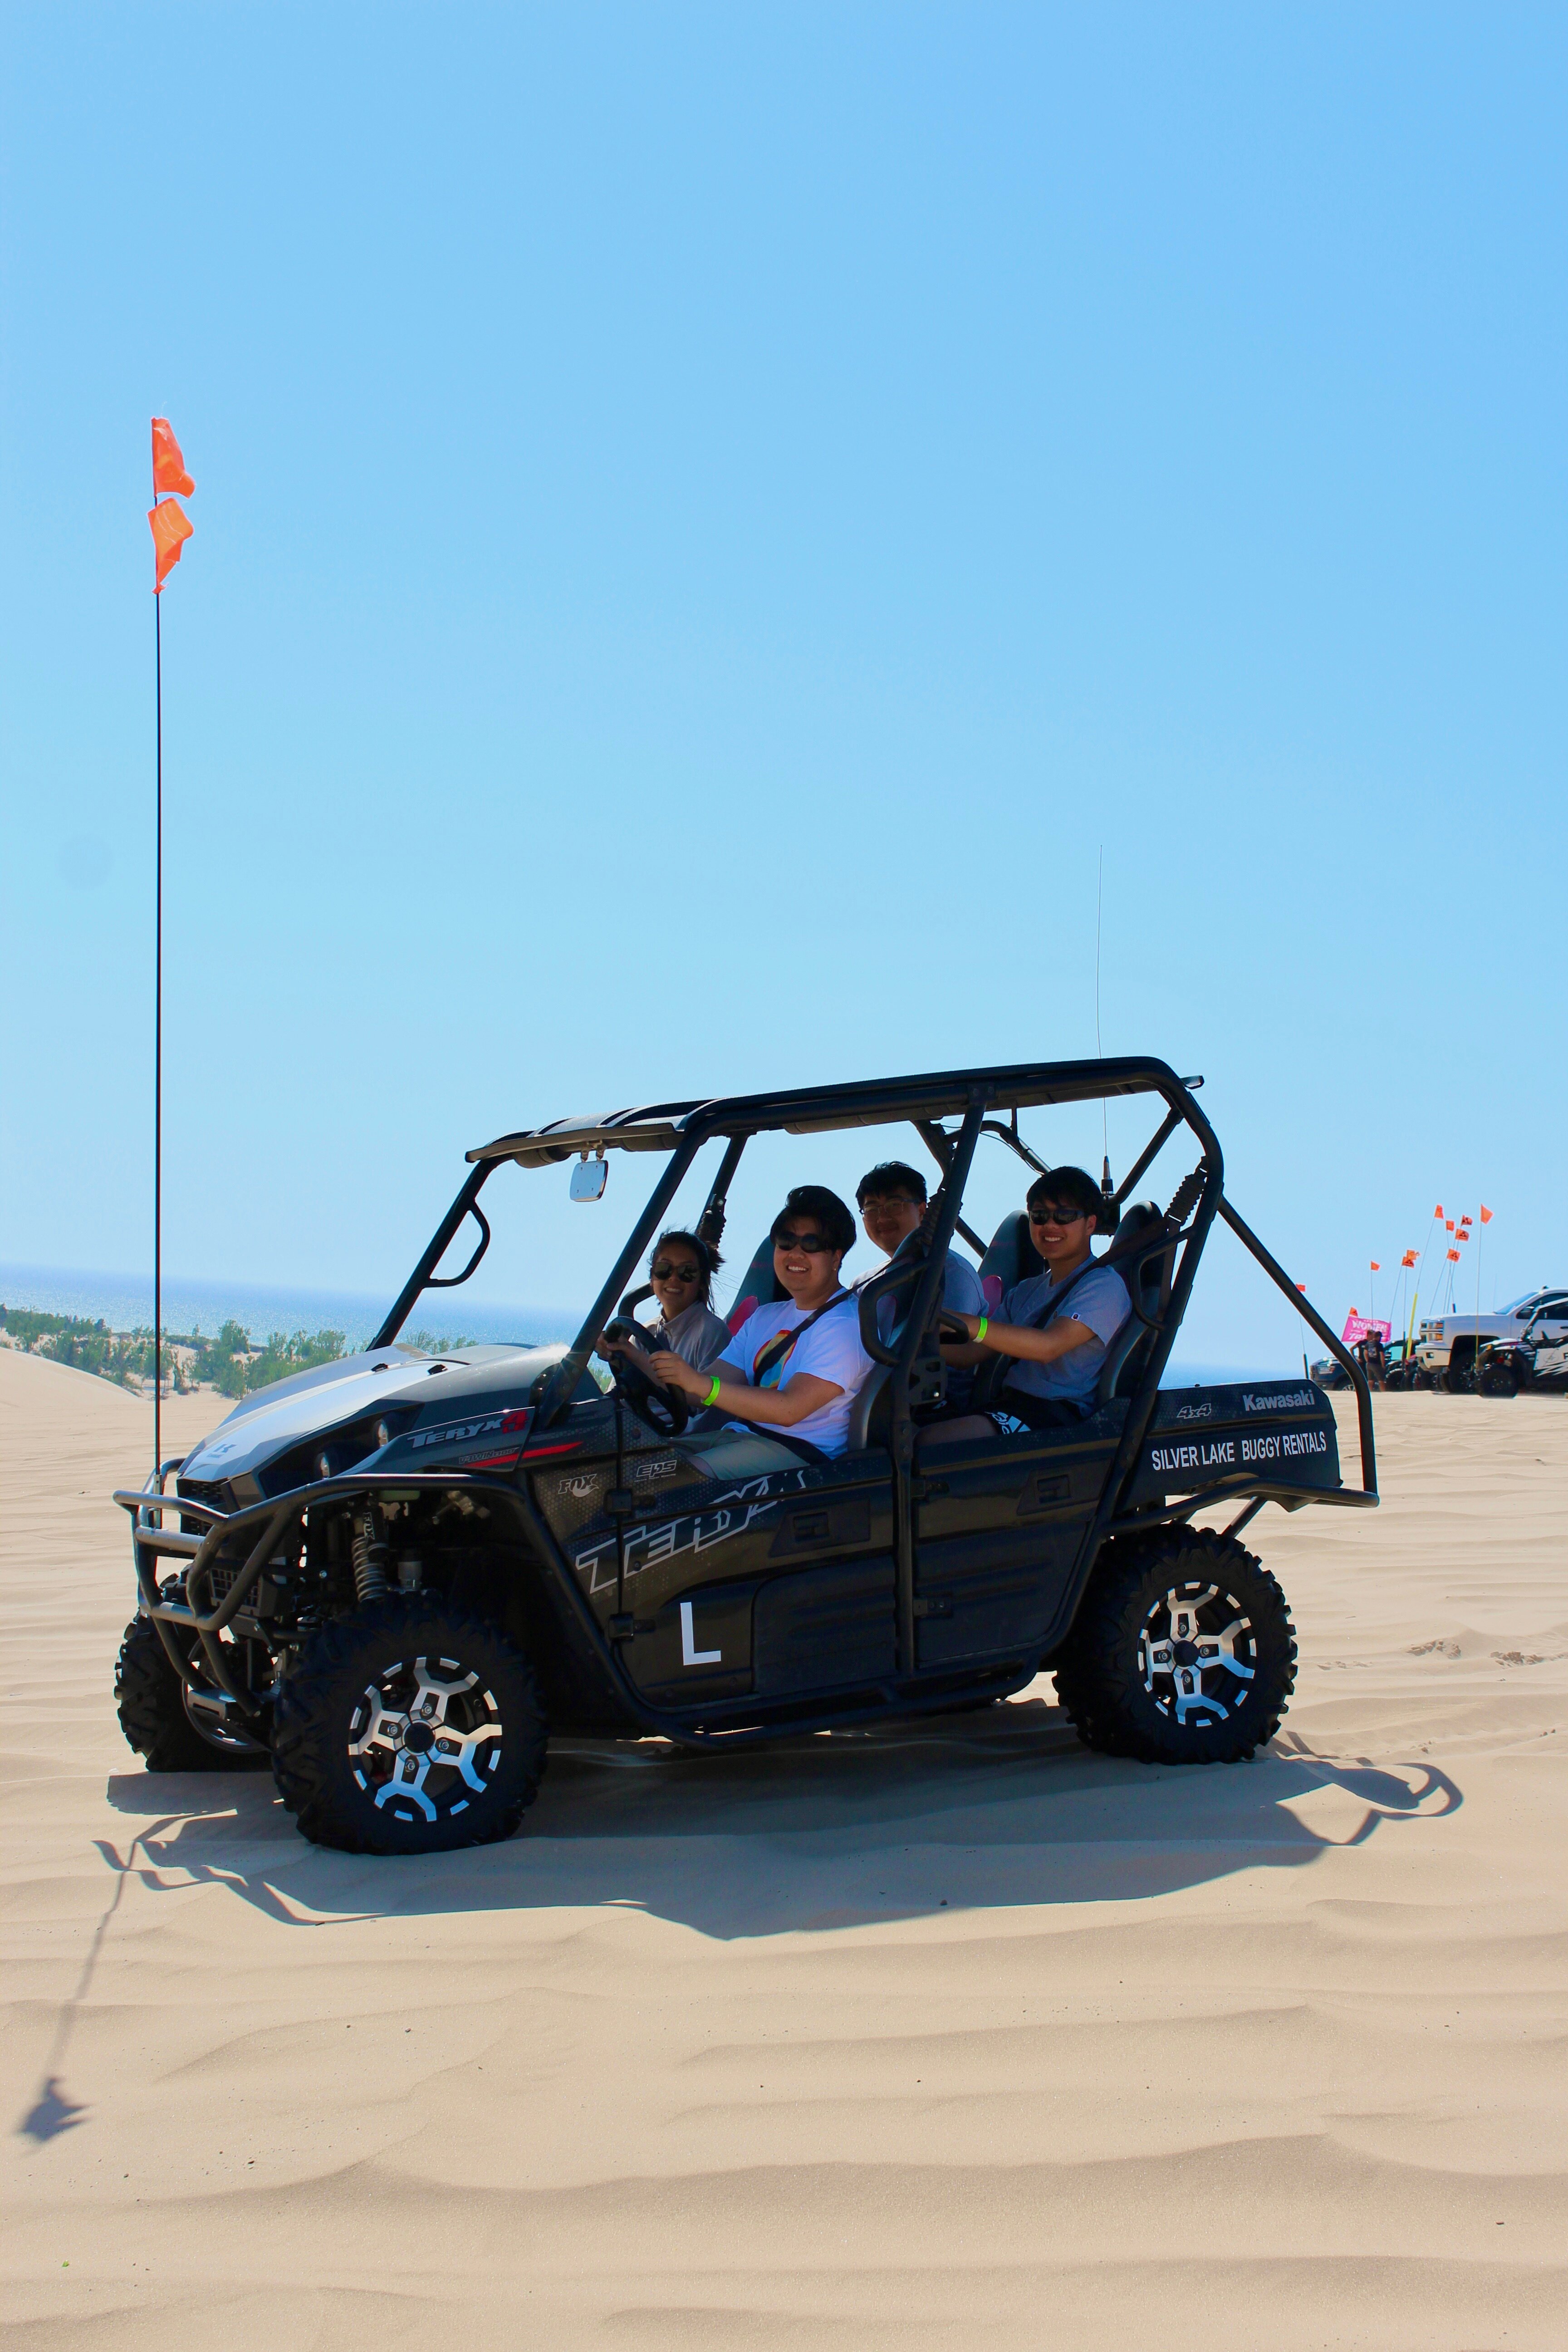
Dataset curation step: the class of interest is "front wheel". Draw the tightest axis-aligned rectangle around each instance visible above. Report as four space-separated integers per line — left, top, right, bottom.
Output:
1055 1529 1297 1764
115 1616 271 1770
270 1595 548 1854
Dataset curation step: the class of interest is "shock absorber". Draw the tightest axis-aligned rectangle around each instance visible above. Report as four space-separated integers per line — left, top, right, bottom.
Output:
351 1500 389 1605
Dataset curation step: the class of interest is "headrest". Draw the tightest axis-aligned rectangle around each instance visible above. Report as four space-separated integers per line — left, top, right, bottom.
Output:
978 1210 1043 1304
725 1233 788 1334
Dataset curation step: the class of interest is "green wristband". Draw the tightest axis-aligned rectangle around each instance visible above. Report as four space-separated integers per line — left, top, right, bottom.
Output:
974 1315 989 1345
704 1373 722 1407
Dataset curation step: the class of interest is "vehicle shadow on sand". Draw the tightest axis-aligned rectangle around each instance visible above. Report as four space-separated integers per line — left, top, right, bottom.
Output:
93 1692 1464 1944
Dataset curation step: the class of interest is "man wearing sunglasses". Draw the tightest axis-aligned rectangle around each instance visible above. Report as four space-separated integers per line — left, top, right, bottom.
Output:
941 1165 1129 1430
855 1159 985 1405
646 1185 874 1463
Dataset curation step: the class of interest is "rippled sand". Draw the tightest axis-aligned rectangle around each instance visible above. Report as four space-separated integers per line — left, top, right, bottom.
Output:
3 1344 1565 2347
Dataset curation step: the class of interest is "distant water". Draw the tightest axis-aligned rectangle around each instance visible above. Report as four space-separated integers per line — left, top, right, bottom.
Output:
0 1262 578 1351
1 1263 1301 1392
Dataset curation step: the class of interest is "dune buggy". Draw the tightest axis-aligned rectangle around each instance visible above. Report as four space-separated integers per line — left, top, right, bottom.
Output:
114 1056 1377 1854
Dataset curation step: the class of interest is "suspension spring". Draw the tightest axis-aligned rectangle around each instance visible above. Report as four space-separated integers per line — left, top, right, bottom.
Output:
351 1502 389 1605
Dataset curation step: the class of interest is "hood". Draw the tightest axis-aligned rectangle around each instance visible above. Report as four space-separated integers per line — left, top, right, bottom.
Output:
178 1342 572 1496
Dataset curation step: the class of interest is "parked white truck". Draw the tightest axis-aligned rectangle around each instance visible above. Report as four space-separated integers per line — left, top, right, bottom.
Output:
1414 1286 1568 1392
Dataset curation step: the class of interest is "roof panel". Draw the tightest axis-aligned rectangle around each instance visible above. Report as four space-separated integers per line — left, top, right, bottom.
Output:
467 1057 1184 1164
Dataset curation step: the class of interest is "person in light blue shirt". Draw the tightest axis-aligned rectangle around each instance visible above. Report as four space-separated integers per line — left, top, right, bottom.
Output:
941 1166 1130 1427
854 1160 985 1408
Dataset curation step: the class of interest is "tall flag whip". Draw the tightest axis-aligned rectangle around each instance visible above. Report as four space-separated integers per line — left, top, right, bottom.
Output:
1095 847 1112 1212
147 418 195 1481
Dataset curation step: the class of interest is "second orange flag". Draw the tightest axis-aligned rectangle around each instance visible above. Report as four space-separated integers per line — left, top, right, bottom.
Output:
149 498 193 591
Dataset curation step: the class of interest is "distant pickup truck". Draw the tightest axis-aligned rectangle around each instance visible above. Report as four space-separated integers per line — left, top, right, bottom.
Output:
1414 1287 1568 1392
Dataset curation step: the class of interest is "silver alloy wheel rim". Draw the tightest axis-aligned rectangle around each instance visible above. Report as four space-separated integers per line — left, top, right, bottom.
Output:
348 1652 503 1823
1139 1580 1256 1725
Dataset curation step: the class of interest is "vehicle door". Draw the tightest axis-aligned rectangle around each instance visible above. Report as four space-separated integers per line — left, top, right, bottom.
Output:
560 1437 898 1710
906 1414 1116 1675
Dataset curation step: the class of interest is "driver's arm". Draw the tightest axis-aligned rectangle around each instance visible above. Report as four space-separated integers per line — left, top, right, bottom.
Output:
645 1347 843 1430
939 1313 1097 1368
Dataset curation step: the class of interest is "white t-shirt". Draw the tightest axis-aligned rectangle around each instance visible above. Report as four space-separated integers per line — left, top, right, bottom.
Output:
715 1295 876 1457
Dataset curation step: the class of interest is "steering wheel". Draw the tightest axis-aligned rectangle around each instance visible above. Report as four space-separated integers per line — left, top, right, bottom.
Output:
600 1318 690 1438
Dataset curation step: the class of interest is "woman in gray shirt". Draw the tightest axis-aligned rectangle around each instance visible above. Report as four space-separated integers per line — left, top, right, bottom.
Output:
636 1230 731 1372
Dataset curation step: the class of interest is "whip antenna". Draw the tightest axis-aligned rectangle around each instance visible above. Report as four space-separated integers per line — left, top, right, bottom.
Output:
1097 847 1112 1208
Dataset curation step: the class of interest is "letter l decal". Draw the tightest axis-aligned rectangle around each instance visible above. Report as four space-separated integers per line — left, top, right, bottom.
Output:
680 1600 722 1666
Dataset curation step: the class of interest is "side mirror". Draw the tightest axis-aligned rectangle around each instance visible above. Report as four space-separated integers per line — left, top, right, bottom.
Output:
570 1158 608 1203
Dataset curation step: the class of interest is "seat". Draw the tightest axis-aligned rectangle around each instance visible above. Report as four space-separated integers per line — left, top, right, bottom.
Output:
976 1210 1044 1313
723 1234 789 1335
1092 1201 1168 1405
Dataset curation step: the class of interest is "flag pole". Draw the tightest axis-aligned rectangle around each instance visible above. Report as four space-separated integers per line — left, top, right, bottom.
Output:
153 495 163 1485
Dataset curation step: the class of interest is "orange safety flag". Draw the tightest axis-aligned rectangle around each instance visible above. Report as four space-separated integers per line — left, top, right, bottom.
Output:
1434 1205 1444 1218
148 497 193 591
152 417 195 496
1445 1220 1455 1231
1480 1205 1494 1224
1370 1261 1381 1272
1446 1248 1460 1262
1401 1251 1417 1267
1460 1215 1472 1226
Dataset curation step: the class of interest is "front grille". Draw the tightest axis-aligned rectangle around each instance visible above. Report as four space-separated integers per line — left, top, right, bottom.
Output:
177 1475 231 1535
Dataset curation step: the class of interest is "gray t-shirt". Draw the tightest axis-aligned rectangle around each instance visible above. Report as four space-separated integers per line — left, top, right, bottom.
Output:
858 1240 985 1341
650 1301 732 1373
997 1261 1131 1406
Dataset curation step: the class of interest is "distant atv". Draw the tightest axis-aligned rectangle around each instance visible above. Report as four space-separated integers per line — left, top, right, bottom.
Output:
1476 1305 1568 1396
114 1055 1378 1856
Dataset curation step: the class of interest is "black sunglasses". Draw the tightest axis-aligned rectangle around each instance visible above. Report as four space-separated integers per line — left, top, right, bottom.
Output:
651 1259 701 1283
1029 1205 1088 1227
773 1229 833 1254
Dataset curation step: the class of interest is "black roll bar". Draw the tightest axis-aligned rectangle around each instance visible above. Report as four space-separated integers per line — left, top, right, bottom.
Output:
881 1100 985 1673
1217 1195 1377 1502
534 1130 707 1428
372 1161 494 1350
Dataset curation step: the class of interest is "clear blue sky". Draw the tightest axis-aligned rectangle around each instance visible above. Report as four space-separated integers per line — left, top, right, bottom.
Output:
2 3 1563 1362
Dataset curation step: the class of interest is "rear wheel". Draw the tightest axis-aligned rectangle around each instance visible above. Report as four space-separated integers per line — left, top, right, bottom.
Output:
270 1595 548 1854
1055 1529 1297 1764
115 1616 271 1770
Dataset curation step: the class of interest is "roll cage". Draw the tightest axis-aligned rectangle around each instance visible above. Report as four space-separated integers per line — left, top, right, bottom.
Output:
372 1055 1377 1670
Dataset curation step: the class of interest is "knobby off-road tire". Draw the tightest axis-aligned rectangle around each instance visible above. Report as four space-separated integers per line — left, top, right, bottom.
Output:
115 1616 271 1771
1054 1529 1297 1765
270 1594 548 1855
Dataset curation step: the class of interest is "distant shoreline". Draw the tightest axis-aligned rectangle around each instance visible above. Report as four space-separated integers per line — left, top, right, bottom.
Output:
0 1259 1298 1394
0 1259 579 1352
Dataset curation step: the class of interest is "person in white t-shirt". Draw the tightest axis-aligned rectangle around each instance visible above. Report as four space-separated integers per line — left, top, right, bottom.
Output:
646 1185 875 1466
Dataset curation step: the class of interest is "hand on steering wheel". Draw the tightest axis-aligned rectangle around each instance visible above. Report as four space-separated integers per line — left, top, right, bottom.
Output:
600 1319 691 1437
938 1309 976 1345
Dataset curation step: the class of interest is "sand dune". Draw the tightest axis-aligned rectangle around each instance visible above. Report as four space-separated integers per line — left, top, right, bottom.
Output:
2 1344 1564 2347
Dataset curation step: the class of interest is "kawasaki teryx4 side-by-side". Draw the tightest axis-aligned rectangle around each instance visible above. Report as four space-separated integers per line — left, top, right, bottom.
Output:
114 1058 1377 1856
